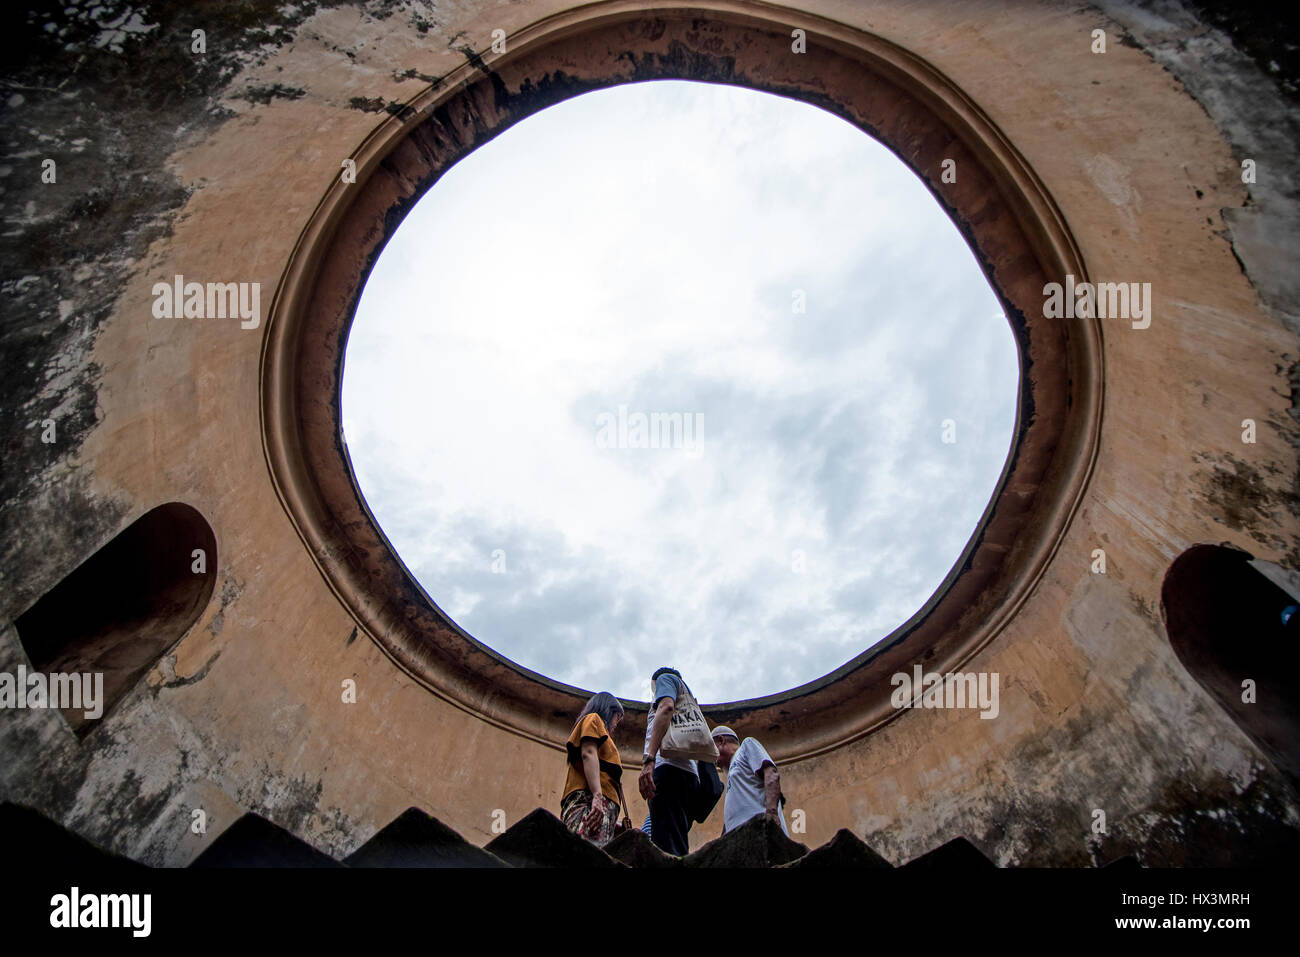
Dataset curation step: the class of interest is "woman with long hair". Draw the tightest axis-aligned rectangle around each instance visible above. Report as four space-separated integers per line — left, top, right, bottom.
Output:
561 691 632 847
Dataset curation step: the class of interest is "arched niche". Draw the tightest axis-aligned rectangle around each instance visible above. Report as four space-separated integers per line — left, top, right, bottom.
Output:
12 502 218 735
1161 543 1300 786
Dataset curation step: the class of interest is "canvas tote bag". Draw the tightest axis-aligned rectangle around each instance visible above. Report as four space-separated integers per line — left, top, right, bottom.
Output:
659 680 719 763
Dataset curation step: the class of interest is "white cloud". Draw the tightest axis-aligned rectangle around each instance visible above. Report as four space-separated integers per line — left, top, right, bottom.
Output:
342 80 1017 703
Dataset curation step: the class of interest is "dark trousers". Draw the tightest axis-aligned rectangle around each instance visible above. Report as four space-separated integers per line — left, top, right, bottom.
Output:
650 764 700 857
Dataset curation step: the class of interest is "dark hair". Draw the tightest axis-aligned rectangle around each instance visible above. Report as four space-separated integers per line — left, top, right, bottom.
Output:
574 692 624 733
651 666 682 683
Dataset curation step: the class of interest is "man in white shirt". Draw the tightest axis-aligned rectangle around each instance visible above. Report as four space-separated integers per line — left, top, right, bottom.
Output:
640 666 701 855
711 726 788 836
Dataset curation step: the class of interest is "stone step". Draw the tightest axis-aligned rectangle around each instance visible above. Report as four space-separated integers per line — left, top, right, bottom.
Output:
344 807 507 867
3 799 1021 869
902 836 996 870
780 827 893 868
603 826 679 868
683 814 809 867
485 808 625 868
0 801 145 871
189 812 342 868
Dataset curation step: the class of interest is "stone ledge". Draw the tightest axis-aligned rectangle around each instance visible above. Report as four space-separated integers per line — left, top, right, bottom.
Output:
345 807 508 868
683 815 809 868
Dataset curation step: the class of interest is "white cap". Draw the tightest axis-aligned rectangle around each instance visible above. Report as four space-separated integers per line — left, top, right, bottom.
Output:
711 725 739 741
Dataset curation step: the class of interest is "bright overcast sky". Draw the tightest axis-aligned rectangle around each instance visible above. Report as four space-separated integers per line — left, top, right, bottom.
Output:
341 79 1018 704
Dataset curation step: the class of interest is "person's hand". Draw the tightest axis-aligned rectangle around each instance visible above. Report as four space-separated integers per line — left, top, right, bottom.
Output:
583 795 607 832
639 764 656 800
620 815 632 833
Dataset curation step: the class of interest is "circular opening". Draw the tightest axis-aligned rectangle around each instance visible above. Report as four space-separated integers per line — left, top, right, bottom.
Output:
261 3 1101 758
341 79 1020 701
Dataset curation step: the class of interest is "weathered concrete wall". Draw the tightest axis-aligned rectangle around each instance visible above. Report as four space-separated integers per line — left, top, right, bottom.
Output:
1 0 1297 865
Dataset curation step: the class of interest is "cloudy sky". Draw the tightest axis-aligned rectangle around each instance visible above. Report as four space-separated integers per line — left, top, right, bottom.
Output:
340 80 1018 704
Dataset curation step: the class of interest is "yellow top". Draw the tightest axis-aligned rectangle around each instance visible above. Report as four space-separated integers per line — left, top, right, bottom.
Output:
562 713 622 805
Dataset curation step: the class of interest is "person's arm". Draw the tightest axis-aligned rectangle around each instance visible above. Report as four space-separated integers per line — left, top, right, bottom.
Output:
638 695 675 800
760 762 781 819
645 696 674 762
581 740 603 799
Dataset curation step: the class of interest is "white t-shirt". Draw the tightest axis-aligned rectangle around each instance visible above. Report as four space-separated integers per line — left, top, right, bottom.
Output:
723 737 787 835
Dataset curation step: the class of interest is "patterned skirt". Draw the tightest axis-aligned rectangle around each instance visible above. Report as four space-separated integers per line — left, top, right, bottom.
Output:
560 789 620 848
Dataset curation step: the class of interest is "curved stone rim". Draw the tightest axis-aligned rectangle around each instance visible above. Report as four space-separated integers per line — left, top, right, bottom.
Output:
259 0 1103 763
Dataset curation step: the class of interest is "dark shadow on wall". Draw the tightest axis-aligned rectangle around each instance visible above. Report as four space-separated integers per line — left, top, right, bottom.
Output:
1161 543 1300 788
13 502 217 735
